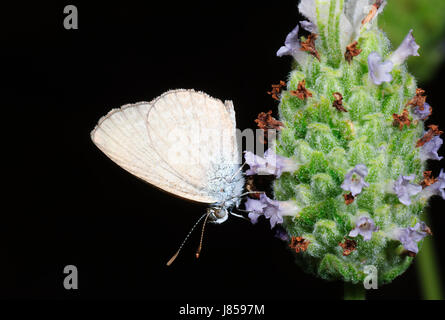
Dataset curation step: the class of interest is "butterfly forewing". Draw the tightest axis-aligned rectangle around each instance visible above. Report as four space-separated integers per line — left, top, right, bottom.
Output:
146 90 241 197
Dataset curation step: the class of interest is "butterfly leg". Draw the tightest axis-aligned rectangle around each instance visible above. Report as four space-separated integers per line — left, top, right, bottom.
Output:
229 211 249 221
237 191 265 199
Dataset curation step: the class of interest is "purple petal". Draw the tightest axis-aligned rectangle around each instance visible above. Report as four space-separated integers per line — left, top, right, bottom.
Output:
393 174 422 205
245 197 266 224
277 25 301 57
277 46 292 57
245 197 266 214
260 194 283 228
341 164 369 196
263 149 287 178
300 20 317 33
349 216 378 241
284 25 300 49
349 229 359 237
413 102 432 121
389 29 420 66
244 149 296 177
248 212 262 224
246 194 297 229
438 169 445 199
368 52 393 85
424 169 445 200
268 213 283 228
244 151 267 176
395 221 429 254
421 135 443 161
274 227 290 241
353 164 369 177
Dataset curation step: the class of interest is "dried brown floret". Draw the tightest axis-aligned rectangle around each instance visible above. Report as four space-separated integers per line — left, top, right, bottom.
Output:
343 192 355 205
406 88 427 108
290 79 313 100
362 0 384 25
289 236 309 253
255 110 283 131
333 92 348 112
416 125 443 147
267 81 286 101
404 250 417 258
392 109 411 130
300 33 320 61
339 238 357 256
255 110 284 144
344 41 362 63
246 176 261 199
423 225 433 236
420 171 438 189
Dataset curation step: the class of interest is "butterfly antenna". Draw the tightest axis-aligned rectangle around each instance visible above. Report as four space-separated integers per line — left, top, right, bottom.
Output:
196 210 211 259
226 191 264 202
166 212 207 266
233 208 251 213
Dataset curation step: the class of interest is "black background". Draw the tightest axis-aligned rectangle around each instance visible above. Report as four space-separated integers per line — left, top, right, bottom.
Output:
2 0 444 301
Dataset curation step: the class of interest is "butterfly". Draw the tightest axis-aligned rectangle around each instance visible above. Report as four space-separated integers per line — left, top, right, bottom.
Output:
91 89 248 264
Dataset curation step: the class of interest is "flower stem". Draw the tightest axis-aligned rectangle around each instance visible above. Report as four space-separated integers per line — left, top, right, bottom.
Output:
416 214 443 300
344 283 366 300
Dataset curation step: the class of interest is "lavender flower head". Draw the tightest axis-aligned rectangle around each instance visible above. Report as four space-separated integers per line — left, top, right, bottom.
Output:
388 29 420 66
244 149 298 178
244 194 299 228
393 174 422 205
368 52 393 85
420 135 443 161
412 102 432 121
423 169 445 200
276 25 301 57
392 222 430 254
349 216 378 241
341 164 369 196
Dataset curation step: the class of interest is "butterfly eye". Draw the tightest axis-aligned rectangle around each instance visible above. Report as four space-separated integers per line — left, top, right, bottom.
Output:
209 208 227 219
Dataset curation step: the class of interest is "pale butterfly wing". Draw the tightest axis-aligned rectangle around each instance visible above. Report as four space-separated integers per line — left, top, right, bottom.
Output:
147 90 241 196
91 90 242 205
